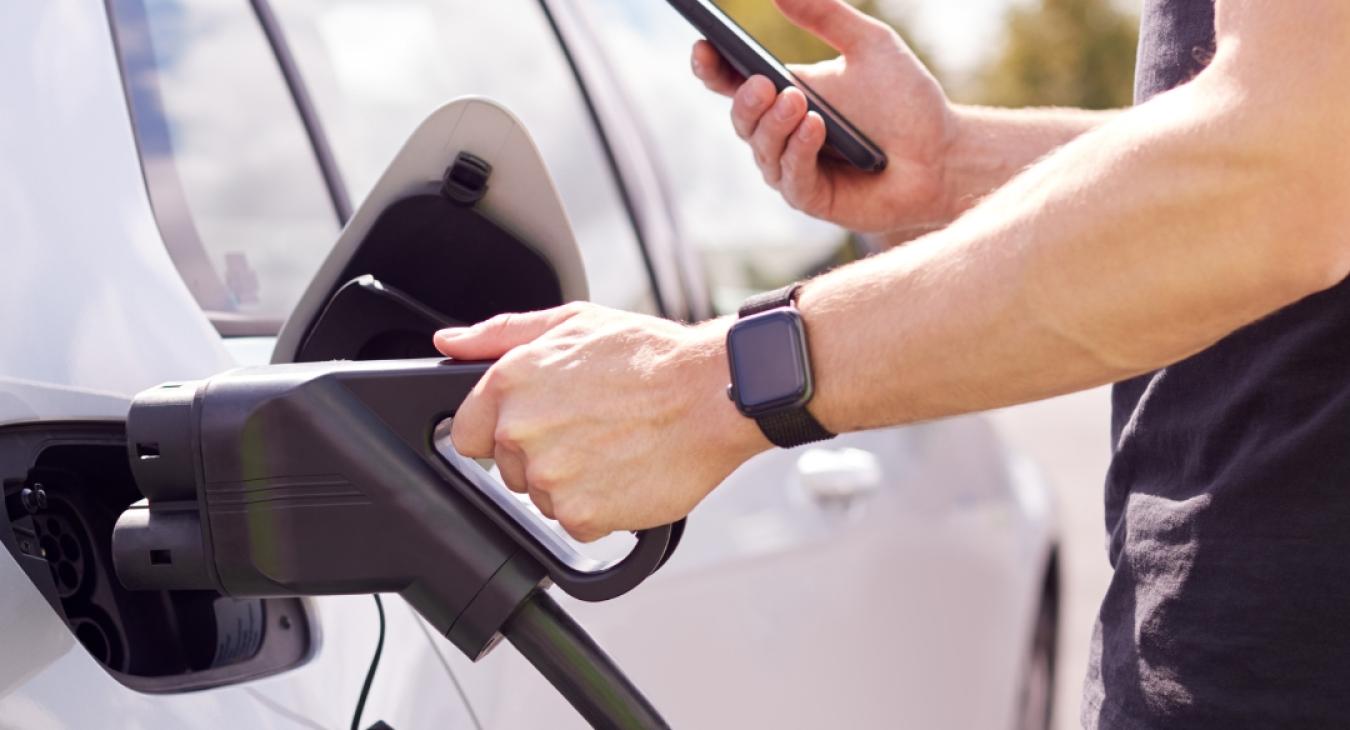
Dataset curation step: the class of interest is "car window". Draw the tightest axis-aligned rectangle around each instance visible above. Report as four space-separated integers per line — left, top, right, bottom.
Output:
270 0 658 314
572 1 851 314
109 0 342 335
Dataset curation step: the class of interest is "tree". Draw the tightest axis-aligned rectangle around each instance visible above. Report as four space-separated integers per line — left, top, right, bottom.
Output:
975 0 1139 109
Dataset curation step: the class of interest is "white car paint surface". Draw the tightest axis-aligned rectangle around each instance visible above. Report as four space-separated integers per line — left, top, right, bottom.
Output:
0 0 1058 728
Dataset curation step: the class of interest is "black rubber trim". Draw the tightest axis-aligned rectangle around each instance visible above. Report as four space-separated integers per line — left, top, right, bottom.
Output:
536 0 669 318
249 0 353 225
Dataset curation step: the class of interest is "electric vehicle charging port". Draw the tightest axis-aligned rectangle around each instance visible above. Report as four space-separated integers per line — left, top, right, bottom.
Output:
0 424 313 692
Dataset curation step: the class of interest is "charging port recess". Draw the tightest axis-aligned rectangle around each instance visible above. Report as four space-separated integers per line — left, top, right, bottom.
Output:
0 423 312 692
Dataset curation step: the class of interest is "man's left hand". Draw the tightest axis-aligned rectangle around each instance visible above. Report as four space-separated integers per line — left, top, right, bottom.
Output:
435 303 767 542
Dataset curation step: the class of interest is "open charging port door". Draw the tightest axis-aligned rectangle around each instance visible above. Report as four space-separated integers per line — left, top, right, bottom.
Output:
273 96 590 365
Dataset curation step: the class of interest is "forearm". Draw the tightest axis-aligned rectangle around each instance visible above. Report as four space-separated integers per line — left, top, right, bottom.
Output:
939 105 1119 220
792 56 1346 434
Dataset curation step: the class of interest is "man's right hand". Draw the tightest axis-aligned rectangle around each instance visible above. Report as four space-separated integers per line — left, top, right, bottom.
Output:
691 0 956 234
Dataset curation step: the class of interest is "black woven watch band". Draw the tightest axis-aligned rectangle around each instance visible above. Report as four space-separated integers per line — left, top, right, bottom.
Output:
735 283 835 449
738 283 801 317
755 407 836 449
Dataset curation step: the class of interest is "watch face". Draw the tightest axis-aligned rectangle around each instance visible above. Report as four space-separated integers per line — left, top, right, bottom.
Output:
727 309 810 415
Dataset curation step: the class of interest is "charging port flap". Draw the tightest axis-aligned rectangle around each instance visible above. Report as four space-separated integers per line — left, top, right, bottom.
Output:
273 97 591 365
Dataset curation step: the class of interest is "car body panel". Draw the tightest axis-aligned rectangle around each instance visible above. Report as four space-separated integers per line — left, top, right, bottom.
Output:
0 2 473 726
0 1 1058 728
0 0 232 428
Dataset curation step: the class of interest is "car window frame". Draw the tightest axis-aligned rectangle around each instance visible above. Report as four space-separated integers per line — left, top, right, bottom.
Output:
109 0 676 338
105 0 346 336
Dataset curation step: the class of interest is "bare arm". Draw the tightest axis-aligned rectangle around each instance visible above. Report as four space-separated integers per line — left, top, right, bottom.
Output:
434 2 1349 542
787 2 1350 434
940 105 1118 220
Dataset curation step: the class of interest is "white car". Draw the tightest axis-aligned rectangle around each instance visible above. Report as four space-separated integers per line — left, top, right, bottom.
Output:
0 1 1059 728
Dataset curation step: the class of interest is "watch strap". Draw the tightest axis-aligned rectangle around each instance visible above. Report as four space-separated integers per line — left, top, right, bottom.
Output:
739 283 802 318
755 406 836 449
735 282 835 449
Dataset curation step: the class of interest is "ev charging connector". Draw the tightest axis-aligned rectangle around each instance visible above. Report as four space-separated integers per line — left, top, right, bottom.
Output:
111 358 679 727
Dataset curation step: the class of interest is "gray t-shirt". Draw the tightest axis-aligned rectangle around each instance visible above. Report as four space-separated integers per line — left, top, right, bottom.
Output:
1084 1 1350 727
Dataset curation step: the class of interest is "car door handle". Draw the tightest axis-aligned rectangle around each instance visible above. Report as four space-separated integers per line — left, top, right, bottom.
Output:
795 447 882 507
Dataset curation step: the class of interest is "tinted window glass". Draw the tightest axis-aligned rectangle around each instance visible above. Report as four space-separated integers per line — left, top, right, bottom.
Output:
110 0 340 334
271 0 657 314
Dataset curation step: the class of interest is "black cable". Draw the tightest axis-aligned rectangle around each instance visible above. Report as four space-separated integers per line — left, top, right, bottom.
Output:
503 591 669 729
351 594 386 730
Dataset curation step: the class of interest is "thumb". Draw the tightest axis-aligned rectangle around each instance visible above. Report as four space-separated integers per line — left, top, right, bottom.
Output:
434 305 584 360
772 0 889 54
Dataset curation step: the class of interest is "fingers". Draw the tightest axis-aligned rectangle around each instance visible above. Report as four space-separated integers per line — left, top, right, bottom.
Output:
495 443 556 519
773 0 888 54
691 40 743 96
749 87 808 185
730 75 778 140
449 382 498 458
779 111 828 203
527 487 556 521
494 443 528 494
434 304 585 361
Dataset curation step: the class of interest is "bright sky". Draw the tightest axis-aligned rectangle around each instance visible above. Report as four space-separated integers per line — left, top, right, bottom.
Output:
885 0 1021 75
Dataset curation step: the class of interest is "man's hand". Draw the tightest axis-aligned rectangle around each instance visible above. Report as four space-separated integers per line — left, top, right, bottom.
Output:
691 0 956 233
435 304 768 543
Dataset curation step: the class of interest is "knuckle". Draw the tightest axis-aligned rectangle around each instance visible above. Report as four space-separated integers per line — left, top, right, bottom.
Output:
753 145 769 169
731 112 751 139
493 422 527 452
489 349 536 387
479 364 513 396
556 502 600 540
480 312 515 336
858 20 894 50
526 461 565 494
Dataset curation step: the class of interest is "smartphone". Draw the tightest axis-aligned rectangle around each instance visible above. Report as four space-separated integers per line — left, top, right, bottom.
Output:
667 0 888 173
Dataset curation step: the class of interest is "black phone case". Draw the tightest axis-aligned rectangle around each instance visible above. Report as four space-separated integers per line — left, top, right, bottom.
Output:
668 0 888 173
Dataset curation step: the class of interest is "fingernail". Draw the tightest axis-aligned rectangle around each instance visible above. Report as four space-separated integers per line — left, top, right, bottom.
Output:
691 56 703 74
775 94 797 120
435 328 466 341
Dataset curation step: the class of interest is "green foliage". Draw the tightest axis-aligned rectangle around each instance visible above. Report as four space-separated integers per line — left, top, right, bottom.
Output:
975 0 1139 109
717 0 837 63
716 0 937 72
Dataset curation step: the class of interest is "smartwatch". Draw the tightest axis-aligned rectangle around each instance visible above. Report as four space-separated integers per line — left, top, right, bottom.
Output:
725 283 835 449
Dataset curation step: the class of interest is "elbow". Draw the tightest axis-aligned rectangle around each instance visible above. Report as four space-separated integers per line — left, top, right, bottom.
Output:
1298 216 1350 296
1267 156 1350 298
1253 177 1350 303
1215 49 1350 296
